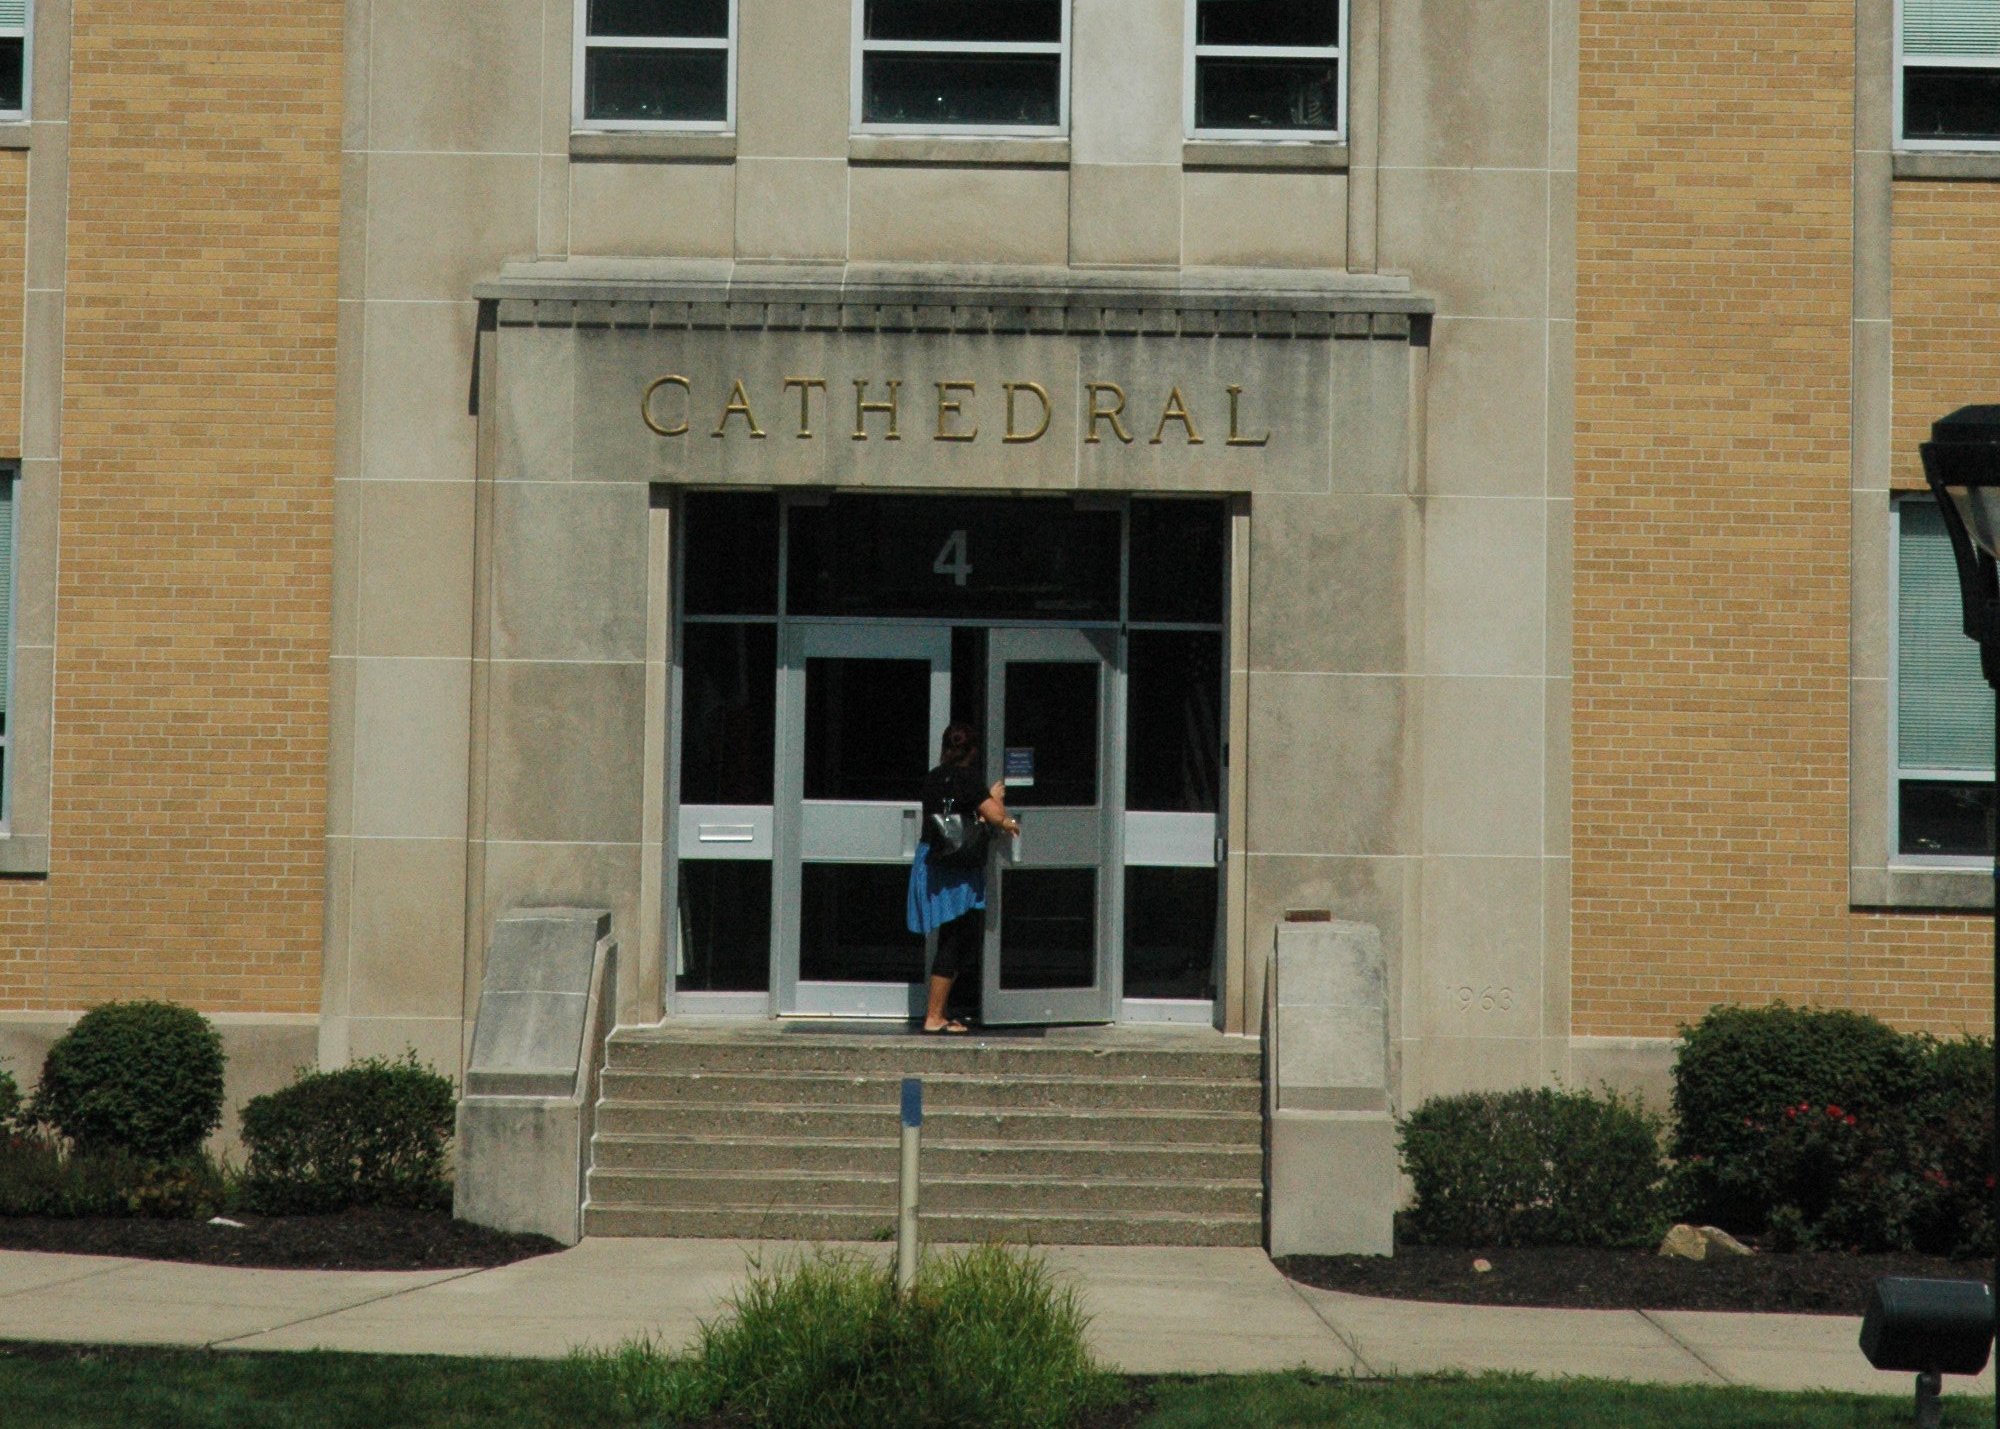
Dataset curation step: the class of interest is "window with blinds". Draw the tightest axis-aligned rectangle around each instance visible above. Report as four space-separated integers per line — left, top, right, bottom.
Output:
1895 499 1995 858
1899 0 2000 147
575 0 733 130
1186 0 1344 139
855 1 1067 132
0 0 25 117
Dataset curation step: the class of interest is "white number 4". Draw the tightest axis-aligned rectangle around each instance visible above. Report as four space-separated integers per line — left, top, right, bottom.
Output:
932 529 972 587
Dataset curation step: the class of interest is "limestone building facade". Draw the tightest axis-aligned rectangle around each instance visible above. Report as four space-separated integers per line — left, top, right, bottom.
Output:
0 0 1989 1170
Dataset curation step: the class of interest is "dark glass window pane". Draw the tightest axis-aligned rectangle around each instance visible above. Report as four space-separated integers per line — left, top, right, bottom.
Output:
805 658 931 801
1127 631 1223 813
683 492 778 616
800 863 927 983
1130 499 1226 623
589 0 729 38
0 41 21 112
999 868 1096 989
1124 867 1218 1000
866 0 1060 42
1196 57 1339 130
862 54 1061 127
1002 661 1099 807
585 47 727 123
681 623 776 804
1197 0 1340 47
677 860 771 992
1898 780 1995 858
789 496 1120 620
950 626 988 735
1904 67 2000 143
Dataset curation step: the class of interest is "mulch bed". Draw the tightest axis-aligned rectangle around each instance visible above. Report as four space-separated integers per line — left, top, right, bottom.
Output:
0 1207 562 1271
1279 1244 1993 1315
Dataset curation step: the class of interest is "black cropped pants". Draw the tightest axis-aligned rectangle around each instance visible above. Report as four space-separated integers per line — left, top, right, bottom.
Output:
931 906 984 983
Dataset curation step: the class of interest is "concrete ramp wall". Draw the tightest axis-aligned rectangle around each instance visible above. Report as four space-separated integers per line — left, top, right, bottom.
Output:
455 907 617 1245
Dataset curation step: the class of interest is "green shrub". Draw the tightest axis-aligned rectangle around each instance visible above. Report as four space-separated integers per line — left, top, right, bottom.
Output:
26 1001 226 1160
1671 1003 1992 1253
0 1063 20 1130
0 1132 228 1219
238 1052 456 1214
1733 1036 1993 1256
577 1244 1120 1429
1397 1086 1669 1248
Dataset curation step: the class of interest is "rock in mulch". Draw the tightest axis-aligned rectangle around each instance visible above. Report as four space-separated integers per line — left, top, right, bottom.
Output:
1658 1223 1754 1261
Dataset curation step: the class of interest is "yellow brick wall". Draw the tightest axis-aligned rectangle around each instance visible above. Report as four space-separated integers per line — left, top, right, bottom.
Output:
0 5 342 1014
1573 2 1989 1037
1891 182 2000 489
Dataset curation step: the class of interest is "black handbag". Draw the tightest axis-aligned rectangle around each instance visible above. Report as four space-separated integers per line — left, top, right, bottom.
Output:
926 796 990 868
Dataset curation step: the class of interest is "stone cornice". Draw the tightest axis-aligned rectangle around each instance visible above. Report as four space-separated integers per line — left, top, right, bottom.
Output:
477 260 1431 340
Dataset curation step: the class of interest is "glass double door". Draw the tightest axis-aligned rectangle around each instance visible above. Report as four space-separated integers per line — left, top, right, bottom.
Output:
774 623 1118 1023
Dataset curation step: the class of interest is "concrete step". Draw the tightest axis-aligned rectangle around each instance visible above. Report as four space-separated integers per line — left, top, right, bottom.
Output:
605 1031 1261 1085
588 1168 1262 1218
598 1068 1261 1115
589 1134 1263 1181
582 1203 1265 1247
593 1101 1262 1145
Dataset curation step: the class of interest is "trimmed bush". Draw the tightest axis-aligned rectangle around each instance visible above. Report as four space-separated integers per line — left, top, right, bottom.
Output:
238 1052 455 1214
1724 1035 1994 1256
579 1244 1120 1429
26 1001 226 1160
0 1133 228 1219
1397 1086 1670 1248
1397 1086 1669 1249
1669 1003 1992 1251
0 1063 19 1131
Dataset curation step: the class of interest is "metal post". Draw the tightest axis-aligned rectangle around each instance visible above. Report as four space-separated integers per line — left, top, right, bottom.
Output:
1914 1369 1943 1429
897 1076 922 1295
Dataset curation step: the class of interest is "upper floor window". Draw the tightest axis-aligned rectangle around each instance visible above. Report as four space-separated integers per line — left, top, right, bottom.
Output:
0 0 27 120
1893 498 1995 860
575 0 733 131
1186 0 1343 139
854 1 1066 134
1897 0 2000 148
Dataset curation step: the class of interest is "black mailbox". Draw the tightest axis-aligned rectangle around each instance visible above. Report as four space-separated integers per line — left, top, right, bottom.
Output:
1860 1277 1994 1376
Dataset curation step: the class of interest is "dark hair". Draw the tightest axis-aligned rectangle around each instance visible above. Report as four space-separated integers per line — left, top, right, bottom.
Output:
939 722 979 768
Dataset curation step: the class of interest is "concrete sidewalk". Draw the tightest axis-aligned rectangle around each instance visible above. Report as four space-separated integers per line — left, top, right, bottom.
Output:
0 1241 1991 1400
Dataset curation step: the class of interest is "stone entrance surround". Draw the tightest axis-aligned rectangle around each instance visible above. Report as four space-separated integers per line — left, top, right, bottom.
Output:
337 260 1433 1086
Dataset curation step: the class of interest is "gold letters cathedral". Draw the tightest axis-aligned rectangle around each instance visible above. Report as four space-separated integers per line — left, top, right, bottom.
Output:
642 376 1271 448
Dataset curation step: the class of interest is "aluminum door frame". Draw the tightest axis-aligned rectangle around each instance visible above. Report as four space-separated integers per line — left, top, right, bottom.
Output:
980 625 1123 1025
775 622 952 1016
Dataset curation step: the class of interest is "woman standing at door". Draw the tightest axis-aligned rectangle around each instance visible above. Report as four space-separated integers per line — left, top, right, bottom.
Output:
908 722 1019 1033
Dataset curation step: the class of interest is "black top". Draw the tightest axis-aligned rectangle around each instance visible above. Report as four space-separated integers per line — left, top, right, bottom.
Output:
920 764 990 830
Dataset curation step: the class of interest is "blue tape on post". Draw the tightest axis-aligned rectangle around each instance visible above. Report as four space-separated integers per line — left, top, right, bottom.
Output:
901 1076 922 1128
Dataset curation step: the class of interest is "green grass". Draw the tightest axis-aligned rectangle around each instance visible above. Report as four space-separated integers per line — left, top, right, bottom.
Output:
1141 1370 1996 1428
0 1350 1992 1428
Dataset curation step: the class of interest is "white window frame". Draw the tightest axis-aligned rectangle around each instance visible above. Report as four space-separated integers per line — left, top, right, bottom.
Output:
1894 0 2000 152
851 0 1069 136
0 0 31 123
1889 496 1995 866
1184 0 1345 141
572 0 736 133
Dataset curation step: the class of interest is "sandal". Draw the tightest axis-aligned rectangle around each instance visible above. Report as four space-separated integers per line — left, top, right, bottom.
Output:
921 1018 971 1035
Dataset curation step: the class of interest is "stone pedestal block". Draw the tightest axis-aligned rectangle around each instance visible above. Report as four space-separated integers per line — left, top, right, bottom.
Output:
1265 919 1397 1257
455 907 616 1245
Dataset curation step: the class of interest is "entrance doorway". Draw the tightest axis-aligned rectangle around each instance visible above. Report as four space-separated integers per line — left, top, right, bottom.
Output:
670 492 1226 1025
